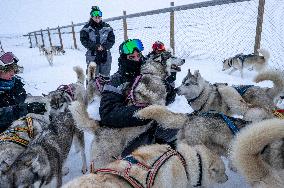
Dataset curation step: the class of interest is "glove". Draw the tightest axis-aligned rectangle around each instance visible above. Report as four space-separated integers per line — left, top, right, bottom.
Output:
27 102 47 115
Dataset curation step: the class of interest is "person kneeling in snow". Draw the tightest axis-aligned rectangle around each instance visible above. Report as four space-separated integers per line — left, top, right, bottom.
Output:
0 52 46 133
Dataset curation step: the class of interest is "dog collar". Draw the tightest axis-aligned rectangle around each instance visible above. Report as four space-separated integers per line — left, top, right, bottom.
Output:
187 88 205 105
193 153 203 187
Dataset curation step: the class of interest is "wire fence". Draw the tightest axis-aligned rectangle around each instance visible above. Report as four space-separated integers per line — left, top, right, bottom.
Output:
24 0 284 68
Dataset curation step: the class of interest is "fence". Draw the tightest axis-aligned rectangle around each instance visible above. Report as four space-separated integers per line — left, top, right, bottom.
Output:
23 0 284 68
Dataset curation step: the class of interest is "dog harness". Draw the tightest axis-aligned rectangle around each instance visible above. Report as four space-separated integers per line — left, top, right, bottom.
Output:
232 85 254 96
57 84 75 101
91 148 189 188
0 117 34 147
126 74 149 107
272 109 284 119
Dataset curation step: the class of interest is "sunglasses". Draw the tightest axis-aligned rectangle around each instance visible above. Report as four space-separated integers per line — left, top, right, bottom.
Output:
91 10 102 17
120 39 144 55
0 63 18 72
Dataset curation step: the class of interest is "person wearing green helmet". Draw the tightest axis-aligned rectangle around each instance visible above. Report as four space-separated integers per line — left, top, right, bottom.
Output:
80 6 115 80
99 39 178 157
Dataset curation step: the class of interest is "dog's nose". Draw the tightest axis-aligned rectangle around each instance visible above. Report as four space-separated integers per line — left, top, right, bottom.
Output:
174 88 179 94
182 59 185 63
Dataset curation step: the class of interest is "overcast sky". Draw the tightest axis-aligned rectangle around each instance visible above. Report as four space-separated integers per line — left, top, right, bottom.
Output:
0 0 204 35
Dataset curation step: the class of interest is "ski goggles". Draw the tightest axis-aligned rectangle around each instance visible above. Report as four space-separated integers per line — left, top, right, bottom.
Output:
120 39 144 55
91 10 102 17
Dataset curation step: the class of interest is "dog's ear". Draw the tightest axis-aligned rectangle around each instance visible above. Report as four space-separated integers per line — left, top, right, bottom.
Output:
194 70 200 77
187 69 192 76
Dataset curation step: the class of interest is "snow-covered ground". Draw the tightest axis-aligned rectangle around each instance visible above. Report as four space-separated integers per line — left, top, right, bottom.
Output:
1 0 284 187
4 40 283 187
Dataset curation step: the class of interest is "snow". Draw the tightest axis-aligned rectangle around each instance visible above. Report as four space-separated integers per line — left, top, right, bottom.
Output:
1 0 284 187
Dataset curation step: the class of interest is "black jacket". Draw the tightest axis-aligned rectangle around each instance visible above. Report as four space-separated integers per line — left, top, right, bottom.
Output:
80 19 115 52
0 77 27 132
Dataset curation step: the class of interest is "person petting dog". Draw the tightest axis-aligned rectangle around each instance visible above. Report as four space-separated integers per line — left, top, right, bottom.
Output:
146 41 177 104
99 39 178 157
0 52 46 133
80 6 115 81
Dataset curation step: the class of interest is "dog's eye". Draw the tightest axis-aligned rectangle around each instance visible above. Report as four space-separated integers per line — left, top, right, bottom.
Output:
184 83 190 86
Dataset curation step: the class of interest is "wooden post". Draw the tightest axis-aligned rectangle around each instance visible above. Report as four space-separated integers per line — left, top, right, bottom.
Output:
71 22 78 49
170 2 175 55
40 29 45 47
28 34 32 48
254 0 265 55
34 32 38 46
58 26 64 48
123 11 128 41
47 27 52 47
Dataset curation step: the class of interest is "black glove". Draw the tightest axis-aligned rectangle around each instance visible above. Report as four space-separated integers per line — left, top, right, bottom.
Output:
27 102 47 115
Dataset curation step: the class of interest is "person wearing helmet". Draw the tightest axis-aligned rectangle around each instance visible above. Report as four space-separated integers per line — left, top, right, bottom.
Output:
99 39 178 157
0 52 46 133
80 6 115 80
146 41 177 105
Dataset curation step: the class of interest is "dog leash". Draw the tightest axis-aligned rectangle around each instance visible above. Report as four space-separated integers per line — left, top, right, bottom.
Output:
57 84 75 101
273 109 284 119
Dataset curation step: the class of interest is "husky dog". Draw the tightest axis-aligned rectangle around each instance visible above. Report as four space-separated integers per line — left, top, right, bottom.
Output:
176 69 284 121
46 66 86 115
231 118 284 188
85 51 185 105
0 111 84 188
222 49 270 78
0 96 51 174
62 143 227 188
51 45 65 55
37 44 45 55
43 47 54 66
71 52 185 168
135 105 284 169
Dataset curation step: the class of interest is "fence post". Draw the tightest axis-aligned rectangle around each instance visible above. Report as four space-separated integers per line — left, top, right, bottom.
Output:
71 22 78 49
34 32 38 46
58 26 64 48
40 29 45 47
123 11 128 41
28 33 32 48
254 0 265 55
170 2 175 55
47 27 53 47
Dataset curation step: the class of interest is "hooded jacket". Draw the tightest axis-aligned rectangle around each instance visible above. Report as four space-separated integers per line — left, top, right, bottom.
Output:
0 77 27 132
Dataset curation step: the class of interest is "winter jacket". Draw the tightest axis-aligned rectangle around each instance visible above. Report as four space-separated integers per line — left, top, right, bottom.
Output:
80 19 115 64
0 77 27 132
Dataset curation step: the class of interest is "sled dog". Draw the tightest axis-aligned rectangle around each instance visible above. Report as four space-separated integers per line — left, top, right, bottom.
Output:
62 143 228 188
231 118 284 188
176 69 284 121
222 49 270 78
51 45 65 55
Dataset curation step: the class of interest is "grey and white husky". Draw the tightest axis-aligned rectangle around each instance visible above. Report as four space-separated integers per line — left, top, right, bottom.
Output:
222 48 270 78
85 51 185 106
176 69 284 121
71 51 185 168
51 45 65 55
0 96 50 174
136 105 284 171
0 111 82 188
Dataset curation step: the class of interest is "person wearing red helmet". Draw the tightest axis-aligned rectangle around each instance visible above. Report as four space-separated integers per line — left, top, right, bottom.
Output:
146 41 177 105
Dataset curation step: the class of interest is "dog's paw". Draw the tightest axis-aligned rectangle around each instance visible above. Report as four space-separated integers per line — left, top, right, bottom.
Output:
81 166 88 174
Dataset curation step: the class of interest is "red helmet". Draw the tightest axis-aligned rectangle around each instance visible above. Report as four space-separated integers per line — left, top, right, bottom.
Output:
152 41 165 52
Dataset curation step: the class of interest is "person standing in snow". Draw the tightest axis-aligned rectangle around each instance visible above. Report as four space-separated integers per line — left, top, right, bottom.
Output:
80 6 115 81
